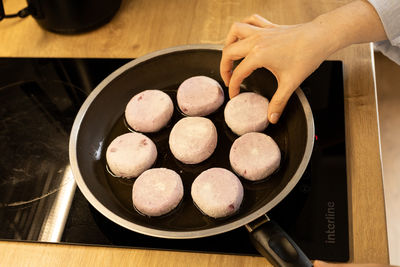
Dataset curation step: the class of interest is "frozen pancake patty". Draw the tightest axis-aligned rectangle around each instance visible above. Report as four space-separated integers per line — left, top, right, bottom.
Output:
106 132 157 178
169 117 217 164
177 76 224 116
132 168 184 217
230 132 281 181
191 168 244 218
125 89 174 133
224 92 269 136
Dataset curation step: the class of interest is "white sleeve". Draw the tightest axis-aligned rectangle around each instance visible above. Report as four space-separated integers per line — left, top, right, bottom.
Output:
368 0 400 65
374 40 400 65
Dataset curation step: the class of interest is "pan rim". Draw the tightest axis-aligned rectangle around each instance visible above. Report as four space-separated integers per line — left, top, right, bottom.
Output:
69 44 315 239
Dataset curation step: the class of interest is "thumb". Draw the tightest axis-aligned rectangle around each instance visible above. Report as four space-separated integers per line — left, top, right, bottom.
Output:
267 82 297 124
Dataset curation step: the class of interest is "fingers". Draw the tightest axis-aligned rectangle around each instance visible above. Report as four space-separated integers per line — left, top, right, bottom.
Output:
220 59 233 88
313 260 391 267
242 14 277 28
314 260 335 267
225 22 260 46
222 18 269 89
221 23 260 87
267 80 297 124
220 37 254 87
228 54 260 98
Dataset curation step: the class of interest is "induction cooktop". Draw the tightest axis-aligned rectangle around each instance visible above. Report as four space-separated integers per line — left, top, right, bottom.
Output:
0 57 349 262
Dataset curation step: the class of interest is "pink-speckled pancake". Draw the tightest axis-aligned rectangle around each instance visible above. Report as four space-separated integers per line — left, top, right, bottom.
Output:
132 168 184 217
191 168 244 218
224 92 269 136
177 76 224 116
230 132 281 181
169 117 217 164
106 132 157 178
125 89 174 133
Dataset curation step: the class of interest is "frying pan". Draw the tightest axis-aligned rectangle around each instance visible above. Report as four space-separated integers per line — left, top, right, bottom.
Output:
69 44 314 266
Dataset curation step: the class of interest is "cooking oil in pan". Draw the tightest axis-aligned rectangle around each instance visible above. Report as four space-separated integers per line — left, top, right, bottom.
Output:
98 85 288 231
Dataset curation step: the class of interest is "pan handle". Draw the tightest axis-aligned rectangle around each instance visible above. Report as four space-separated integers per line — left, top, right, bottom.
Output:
0 0 31 21
246 215 313 267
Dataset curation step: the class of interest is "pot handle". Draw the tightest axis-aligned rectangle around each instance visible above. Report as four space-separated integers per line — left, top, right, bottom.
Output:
0 0 31 21
246 215 313 267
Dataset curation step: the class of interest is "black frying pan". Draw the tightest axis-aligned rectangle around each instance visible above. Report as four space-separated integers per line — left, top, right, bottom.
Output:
69 44 314 266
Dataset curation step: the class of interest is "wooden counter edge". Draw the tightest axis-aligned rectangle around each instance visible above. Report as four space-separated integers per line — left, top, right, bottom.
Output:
0 240 269 267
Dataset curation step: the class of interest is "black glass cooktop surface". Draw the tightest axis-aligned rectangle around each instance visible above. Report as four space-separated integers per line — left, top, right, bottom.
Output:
0 57 349 262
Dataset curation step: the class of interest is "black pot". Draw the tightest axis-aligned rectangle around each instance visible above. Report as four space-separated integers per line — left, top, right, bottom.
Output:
0 0 121 34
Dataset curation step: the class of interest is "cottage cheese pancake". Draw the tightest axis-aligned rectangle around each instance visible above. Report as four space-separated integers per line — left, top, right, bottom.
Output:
224 92 269 136
230 132 281 181
125 89 174 133
132 168 184 217
191 168 243 218
106 132 157 178
169 117 217 164
177 76 224 116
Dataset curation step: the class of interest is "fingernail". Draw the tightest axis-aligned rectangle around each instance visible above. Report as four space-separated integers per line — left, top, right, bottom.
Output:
270 113 280 124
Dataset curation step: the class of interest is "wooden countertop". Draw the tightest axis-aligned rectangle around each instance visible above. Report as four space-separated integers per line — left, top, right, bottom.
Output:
0 0 389 266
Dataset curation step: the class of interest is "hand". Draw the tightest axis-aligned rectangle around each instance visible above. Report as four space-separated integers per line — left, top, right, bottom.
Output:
220 14 337 124
314 260 397 267
220 0 387 124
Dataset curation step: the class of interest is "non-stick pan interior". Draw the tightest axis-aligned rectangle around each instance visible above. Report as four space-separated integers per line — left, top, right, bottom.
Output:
71 46 312 238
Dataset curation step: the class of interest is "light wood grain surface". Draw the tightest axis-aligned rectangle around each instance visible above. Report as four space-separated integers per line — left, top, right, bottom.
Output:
0 241 269 267
0 0 389 266
375 52 400 265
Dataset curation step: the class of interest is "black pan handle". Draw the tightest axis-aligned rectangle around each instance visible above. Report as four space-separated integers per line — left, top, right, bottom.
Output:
246 215 313 267
0 0 31 21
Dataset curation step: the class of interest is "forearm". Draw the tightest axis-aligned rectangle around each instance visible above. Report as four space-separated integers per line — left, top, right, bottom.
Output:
311 0 387 52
